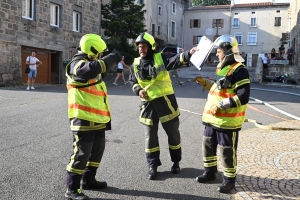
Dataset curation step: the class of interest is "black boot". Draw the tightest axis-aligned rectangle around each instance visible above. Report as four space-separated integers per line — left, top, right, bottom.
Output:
195 173 216 183
81 179 107 190
148 167 157 180
217 182 235 193
65 188 89 200
171 162 180 174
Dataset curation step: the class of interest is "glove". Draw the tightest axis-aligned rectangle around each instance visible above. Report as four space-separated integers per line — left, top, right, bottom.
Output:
111 48 122 63
210 102 221 116
194 76 213 90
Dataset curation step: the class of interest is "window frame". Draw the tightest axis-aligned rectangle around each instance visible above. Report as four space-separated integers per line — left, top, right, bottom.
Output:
22 0 34 20
275 17 281 26
50 3 60 27
232 17 240 28
73 11 81 32
250 17 257 27
158 6 162 16
157 25 161 35
171 21 175 38
234 32 243 45
247 32 257 45
172 2 176 14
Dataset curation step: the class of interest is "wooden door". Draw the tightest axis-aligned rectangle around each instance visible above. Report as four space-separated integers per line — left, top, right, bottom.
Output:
22 46 50 84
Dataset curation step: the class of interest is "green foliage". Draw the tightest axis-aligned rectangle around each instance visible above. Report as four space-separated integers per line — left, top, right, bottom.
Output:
101 0 146 64
191 0 230 6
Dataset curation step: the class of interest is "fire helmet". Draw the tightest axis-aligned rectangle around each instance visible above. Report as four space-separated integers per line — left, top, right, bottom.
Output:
135 32 156 50
79 34 107 58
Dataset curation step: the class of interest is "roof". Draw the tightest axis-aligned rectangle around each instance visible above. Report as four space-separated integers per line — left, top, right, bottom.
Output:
187 2 289 10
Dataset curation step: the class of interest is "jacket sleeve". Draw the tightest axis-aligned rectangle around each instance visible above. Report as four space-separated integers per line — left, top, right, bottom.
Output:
229 68 250 107
69 53 117 81
162 50 192 71
128 66 142 96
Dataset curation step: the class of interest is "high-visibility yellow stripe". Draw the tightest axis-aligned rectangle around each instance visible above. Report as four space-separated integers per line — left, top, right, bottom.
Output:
203 156 217 162
72 60 85 76
86 161 100 168
169 143 181 150
204 161 217 167
145 146 160 153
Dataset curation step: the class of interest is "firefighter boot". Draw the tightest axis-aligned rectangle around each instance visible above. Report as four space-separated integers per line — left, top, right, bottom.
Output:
81 166 107 190
65 188 89 200
171 162 180 174
195 172 216 183
148 166 157 180
217 181 235 193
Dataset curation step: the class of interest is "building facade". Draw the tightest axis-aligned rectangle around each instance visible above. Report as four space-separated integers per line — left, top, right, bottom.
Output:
183 2 290 67
0 0 101 86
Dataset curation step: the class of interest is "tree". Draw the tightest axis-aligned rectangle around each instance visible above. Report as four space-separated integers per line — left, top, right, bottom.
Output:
101 0 147 64
191 0 230 6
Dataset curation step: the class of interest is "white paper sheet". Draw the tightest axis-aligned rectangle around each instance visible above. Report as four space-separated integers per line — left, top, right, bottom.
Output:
190 36 215 70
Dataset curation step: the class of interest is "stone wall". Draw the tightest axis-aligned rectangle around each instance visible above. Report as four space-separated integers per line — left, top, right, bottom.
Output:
0 0 101 85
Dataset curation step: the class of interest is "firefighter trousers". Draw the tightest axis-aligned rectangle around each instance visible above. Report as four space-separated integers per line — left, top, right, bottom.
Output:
143 118 181 168
202 125 239 183
66 129 105 189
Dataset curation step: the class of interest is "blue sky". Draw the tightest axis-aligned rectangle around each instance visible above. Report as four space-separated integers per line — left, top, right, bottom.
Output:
234 0 290 3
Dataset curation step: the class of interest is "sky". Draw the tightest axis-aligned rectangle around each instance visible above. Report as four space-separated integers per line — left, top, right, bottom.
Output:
233 0 290 3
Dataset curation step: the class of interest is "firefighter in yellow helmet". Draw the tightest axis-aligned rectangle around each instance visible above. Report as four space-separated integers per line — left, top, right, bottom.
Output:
128 32 198 180
65 33 122 199
195 34 250 193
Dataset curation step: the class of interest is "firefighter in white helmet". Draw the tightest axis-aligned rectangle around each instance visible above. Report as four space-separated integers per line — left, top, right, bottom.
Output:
65 33 122 199
195 34 250 193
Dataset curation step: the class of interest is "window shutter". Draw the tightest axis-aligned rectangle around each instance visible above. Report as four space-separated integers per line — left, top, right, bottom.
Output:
212 19 216 28
193 36 197 45
190 20 193 28
220 19 224 28
198 19 201 28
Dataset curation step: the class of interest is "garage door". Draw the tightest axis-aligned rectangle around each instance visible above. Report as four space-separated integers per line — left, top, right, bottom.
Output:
22 46 50 84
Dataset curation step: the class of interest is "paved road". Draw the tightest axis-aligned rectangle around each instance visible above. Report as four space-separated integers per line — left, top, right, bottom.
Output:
0 66 299 200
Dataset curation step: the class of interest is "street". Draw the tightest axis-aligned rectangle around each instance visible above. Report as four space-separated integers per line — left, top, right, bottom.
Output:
0 69 299 200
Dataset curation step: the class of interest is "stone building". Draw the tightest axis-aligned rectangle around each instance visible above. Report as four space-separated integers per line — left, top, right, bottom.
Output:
0 0 102 86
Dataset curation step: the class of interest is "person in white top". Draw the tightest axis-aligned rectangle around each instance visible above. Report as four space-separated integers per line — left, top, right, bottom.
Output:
113 56 130 86
262 53 269 77
26 50 42 90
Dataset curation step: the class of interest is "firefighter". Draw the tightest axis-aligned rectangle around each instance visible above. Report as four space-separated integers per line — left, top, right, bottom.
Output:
195 34 250 193
65 34 121 199
128 32 198 180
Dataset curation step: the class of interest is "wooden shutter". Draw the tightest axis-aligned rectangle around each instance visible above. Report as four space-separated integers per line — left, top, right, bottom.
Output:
190 19 193 28
193 36 197 45
198 19 201 28
220 19 224 28
212 19 216 28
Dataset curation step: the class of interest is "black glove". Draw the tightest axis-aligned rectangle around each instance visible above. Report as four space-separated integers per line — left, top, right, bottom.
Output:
111 48 122 63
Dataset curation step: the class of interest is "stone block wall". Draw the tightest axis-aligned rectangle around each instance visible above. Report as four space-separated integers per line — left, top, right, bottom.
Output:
0 0 101 85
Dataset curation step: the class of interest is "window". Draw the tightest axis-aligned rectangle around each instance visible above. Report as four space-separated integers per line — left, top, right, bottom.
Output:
50 3 60 27
252 12 255 14
158 26 160 35
158 6 162 16
171 21 175 37
172 2 176 13
212 19 223 28
275 17 281 26
234 12 239 15
22 0 34 20
193 36 202 45
152 24 155 36
190 19 201 28
276 10 280 13
232 18 240 28
247 32 257 45
234 32 243 45
137 0 144 4
73 11 81 32
250 17 256 27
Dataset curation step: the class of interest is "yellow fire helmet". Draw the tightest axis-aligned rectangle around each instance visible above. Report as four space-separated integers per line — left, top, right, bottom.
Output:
79 34 107 58
135 32 156 50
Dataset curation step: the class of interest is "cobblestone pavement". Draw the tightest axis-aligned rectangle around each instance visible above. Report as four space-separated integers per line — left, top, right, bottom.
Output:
179 66 300 199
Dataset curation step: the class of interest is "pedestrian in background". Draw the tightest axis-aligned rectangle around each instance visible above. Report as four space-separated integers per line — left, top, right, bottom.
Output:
279 44 285 59
270 48 276 59
262 53 269 77
113 56 130 86
65 34 121 200
26 50 42 90
128 32 198 180
169 68 182 86
287 46 295 65
195 34 250 194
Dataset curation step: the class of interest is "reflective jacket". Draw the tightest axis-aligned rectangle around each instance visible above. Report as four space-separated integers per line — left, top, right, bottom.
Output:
202 63 250 129
133 53 174 101
66 58 111 124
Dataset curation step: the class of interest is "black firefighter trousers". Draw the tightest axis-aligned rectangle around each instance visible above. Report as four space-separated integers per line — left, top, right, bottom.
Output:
143 118 182 168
